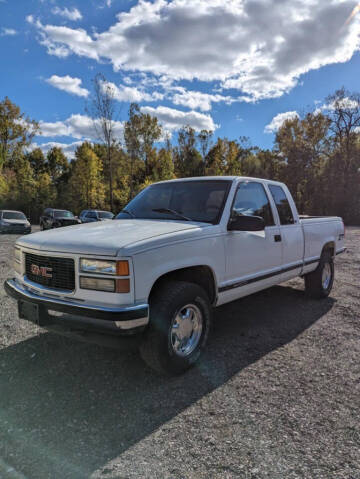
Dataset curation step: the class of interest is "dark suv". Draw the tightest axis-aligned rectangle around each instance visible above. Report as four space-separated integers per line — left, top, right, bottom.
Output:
40 209 81 230
79 210 114 223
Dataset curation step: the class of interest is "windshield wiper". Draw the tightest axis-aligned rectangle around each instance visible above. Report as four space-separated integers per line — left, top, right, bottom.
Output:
152 208 192 221
120 209 136 218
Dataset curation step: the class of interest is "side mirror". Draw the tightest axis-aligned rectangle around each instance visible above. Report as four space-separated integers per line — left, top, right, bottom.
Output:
228 214 265 231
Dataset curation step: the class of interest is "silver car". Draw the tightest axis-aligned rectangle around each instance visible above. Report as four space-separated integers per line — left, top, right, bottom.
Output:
0 210 31 234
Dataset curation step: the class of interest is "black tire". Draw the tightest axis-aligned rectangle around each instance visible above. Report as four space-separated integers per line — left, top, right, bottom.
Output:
140 281 212 375
304 251 334 299
40 222 44 231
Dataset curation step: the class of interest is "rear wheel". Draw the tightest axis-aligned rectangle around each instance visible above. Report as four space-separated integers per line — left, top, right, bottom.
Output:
304 251 334 299
140 281 212 375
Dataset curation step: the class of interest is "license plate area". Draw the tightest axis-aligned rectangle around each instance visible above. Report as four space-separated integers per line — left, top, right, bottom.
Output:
18 300 39 322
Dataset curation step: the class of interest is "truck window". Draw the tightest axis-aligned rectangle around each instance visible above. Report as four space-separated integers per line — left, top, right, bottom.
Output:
268 185 295 225
232 182 274 226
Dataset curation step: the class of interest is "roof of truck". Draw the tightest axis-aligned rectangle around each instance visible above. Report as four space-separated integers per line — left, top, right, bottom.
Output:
156 176 285 186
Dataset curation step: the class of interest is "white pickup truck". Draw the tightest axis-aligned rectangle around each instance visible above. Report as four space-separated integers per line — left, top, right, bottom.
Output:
5 177 346 374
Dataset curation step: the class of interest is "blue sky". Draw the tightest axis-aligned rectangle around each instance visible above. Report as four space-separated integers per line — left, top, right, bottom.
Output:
1 0 360 158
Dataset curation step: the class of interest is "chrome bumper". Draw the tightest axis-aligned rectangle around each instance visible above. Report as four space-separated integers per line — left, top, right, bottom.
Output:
4 278 149 332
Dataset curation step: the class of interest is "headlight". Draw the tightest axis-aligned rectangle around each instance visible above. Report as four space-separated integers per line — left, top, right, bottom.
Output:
14 247 22 274
80 259 129 276
14 247 21 262
80 276 116 292
0 220 10 226
79 276 130 293
14 260 22 275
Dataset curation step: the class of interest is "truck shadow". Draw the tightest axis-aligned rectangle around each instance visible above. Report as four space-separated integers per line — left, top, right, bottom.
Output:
0 283 335 479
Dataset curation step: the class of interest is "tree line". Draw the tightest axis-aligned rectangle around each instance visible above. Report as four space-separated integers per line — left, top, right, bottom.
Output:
0 86 359 224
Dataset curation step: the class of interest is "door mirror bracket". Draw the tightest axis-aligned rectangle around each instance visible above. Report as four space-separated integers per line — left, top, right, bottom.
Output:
228 214 265 232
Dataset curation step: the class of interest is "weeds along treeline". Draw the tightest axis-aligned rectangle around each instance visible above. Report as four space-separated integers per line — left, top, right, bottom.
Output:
0 86 360 224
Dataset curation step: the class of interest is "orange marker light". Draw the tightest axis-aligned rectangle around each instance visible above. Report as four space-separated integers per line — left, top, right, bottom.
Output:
116 279 130 293
116 260 129 276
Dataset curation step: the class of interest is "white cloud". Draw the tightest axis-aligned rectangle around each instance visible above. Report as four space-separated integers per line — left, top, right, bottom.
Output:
101 80 164 103
171 89 235 112
141 106 217 132
27 0 360 101
46 75 89 97
315 96 360 114
51 7 82 21
30 141 83 159
0 28 17 36
264 111 299 133
39 114 124 141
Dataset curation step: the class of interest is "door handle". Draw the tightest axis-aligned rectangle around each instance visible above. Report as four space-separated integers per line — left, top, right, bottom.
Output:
274 234 282 242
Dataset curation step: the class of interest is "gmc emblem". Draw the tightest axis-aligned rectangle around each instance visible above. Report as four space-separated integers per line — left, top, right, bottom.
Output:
30 264 53 278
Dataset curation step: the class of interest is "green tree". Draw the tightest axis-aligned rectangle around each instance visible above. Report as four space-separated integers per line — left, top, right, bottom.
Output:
25 147 47 176
174 126 202 177
0 96 38 169
124 103 162 198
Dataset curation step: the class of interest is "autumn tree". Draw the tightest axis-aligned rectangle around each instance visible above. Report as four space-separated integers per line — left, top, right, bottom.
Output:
67 142 105 211
275 112 330 214
323 88 360 222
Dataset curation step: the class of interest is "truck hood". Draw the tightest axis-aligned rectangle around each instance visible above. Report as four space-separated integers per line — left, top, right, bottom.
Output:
17 219 208 256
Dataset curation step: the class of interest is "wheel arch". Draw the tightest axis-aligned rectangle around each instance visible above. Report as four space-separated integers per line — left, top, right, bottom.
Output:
321 241 335 258
148 265 218 305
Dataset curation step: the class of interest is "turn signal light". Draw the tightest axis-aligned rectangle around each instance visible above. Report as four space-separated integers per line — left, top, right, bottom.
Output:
116 279 130 293
116 260 130 276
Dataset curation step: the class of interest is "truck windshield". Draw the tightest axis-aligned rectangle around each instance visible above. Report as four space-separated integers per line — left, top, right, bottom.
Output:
54 210 74 218
115 180 231 224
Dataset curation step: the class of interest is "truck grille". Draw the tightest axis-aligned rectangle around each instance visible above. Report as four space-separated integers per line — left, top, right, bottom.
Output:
25 253 75 291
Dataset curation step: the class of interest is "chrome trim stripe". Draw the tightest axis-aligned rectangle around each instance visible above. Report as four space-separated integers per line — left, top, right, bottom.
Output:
336 247 347 255
218 258 320 293
4 278 148 324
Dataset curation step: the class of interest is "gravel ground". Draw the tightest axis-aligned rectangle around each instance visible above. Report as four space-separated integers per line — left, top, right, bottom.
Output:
0 227 359 479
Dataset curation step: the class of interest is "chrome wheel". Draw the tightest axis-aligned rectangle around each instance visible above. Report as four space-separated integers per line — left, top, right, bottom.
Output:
170 304 203 357
322 262 332 290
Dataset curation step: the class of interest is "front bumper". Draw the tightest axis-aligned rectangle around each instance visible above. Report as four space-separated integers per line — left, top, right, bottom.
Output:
4 278 149 334
0 226 31 234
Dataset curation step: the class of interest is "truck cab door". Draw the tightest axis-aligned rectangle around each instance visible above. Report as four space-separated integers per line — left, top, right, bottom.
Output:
267 184 304 281
220 181 283 304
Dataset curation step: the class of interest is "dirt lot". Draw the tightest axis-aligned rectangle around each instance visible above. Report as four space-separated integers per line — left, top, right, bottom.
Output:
0 227 359 479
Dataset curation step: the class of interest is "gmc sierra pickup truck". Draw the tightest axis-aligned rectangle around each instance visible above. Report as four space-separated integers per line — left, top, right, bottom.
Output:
5 177 346 375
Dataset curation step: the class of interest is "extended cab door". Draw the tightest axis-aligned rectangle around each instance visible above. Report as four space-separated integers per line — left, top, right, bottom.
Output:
267 184 304 281
220 180 283 303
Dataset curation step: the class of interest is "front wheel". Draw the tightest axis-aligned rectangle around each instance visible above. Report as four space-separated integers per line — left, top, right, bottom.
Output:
140 281 212 375
304 252 334 299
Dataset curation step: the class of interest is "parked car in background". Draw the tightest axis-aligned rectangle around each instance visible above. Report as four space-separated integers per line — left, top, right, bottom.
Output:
0 210 31 234
39 209 81 230
79 210 114 223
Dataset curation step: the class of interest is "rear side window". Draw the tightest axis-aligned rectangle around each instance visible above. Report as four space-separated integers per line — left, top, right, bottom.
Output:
268 185 295 225
232 181 274 227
